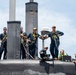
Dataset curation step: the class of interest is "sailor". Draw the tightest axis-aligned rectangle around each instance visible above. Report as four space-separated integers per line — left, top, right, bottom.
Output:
20 27 27 59
28 27 42 59
0 27 7 59
45 26 64 60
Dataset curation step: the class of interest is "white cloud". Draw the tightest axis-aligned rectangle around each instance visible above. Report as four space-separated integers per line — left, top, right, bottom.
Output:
16 7 25 30
0 9 9 33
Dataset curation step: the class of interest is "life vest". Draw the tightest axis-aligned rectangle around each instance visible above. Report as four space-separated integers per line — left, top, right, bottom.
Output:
21 33 27 43
2 33 7 42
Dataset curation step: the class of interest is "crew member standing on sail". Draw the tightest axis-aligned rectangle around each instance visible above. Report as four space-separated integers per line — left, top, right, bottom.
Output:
45 26 64 59
0 27 7 59
28 28 41 59
20 27 27 59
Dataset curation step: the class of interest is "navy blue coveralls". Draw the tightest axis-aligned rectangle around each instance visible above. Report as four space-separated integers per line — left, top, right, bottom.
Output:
0 33 7 59
48 31 64 59
28 33 40 59
20 32 27 59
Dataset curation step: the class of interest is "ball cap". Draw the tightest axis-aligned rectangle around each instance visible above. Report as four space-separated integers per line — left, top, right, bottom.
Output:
33 27 37 30
3 27 7 30
52 26 56 28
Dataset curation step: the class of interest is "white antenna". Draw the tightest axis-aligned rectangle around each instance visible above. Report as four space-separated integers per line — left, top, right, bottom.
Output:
9 0 16 21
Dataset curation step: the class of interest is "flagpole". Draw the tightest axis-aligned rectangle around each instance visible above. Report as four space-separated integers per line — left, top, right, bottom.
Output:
9 0 16 21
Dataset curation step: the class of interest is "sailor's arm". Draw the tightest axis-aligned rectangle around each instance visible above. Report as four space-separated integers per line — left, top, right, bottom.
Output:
20 34 27 39
57 31 64 36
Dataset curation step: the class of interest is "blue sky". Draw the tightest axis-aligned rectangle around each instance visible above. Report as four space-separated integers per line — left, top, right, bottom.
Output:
0 0 76 58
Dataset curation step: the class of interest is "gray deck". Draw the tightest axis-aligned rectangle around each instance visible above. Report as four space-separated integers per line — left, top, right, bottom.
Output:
0 60 76 75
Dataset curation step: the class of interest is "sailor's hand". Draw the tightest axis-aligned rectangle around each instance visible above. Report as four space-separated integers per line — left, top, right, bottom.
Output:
58 34 61 37
42 36 46 40
26 39 31 43
39 36 45 40
20 34 24 37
